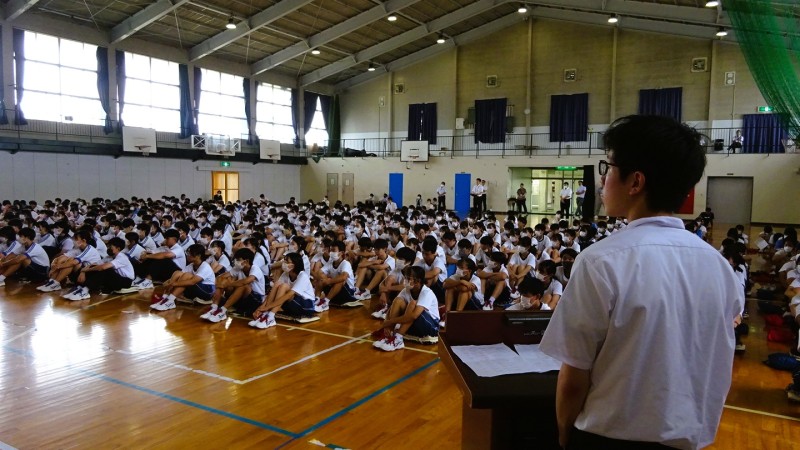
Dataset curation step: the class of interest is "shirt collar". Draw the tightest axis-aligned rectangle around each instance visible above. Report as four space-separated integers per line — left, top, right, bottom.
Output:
624 216 685 231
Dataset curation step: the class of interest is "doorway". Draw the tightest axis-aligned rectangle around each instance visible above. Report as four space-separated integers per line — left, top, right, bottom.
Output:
326 173 339 203
707 177 753 225
527 168 585 216
342 173 354 206
211 171 239 202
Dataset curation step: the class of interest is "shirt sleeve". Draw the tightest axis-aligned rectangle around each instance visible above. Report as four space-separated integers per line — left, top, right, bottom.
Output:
539 256 614 370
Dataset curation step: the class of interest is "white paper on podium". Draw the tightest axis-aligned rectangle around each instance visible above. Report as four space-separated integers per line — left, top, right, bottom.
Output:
451 343 561 377
514 344 563 372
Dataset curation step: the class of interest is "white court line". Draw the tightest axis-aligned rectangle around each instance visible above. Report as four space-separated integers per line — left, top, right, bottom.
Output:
723 404 800 422
0 440 18 450
279 324 439 355
1 328 36 346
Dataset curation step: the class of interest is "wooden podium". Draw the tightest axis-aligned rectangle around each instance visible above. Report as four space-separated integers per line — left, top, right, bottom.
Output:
438 311 560 449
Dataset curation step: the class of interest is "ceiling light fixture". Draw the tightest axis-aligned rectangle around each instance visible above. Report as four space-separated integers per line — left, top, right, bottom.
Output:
226 17 236 30
436 34 446 44
368 63 376 72
608 14 619 24
716 27 728 37
311 49 321 55
518 3 527 14
387 14 397 22
705 1 720 7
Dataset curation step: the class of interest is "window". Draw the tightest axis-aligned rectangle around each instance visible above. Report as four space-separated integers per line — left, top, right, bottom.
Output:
212 171 239 203
256 83 295 144
199 69 247 139
20 31 106 125
123 52 181 133
305 97 329 147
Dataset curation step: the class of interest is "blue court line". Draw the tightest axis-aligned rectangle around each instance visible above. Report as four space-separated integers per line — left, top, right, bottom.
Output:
3 346 300 439
275 358 440 449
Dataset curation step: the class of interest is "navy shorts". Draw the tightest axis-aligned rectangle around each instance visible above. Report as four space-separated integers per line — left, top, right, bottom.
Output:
464 294 484 311
407 310 439 338
281 294 316 317
184 283 215 301
328 284 357 305
485 282 511 306
21 262 49 280
429 279 445 304
226 291 264 317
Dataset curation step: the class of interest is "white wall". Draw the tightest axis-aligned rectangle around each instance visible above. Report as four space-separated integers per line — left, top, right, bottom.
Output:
0 152 301 204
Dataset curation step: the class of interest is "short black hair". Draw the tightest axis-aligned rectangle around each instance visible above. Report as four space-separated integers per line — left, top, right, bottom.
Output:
186 243 206 258
402 265 425 283
285 252 304 273
108 237 126 251
395 246 416 263
18 227 35 240
603 115 706 212
518 277 546 297
163 229 180 240
233 248 255 264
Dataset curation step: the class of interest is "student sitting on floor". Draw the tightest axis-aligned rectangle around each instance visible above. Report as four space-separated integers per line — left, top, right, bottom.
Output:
554 248 577 288
151 244 216 311
314 240 359 311
443 258 482 315
371 246 416 320
202 248 266 324
36 221 57 258
206 240 231 277
504 276 546 311
37 229 101 293
0 227 50 287
66 238 134 301
373 266 441 351
536 259 563 310
251 252 316 328
131 228 186 290
507 236 537 296
476 251 510 310
354 238 395 300
136 223 159 253
416 238 448 305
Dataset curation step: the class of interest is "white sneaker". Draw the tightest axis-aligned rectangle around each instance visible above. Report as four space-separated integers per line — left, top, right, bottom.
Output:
76 289 91 300
373 338 388 348
207 307 227 323
152 299 176 311
314 298 330 313
254 316 276 329
200 305 218 320
149 295 165 309
509 290 521 300
0 279 5 287
371 305 388 319
37 280 55 291
249 312 267 328
359 291 372 300
482 300 494 311
353 289 364 300
379 336 404 352
137 279 154 290
62 287 81 299
42 281 63 292
132 277 143 285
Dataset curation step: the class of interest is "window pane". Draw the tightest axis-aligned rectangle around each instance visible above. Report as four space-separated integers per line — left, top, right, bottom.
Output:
61 67 97 98
220 73 241 96
60 39 94 70
25 62 58 93
22 91 62 122
151 59 177 85
26 32 59 64
126 53 151 81
151 83 179 109
125 79 154 106
63 96 104 126
151 108 180 133
124 104 152 128
220 95 245 118
201 92 221 112
202 69 221 93
227 190 239 203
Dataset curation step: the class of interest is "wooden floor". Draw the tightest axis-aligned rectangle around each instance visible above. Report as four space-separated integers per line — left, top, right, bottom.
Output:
0 224 798 449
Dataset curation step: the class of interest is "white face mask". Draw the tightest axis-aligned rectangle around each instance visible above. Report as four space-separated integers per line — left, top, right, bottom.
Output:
579 231 587 238
535 272 546 282
214 231 222 238
404 281 413 291
281 262 291 273
289 244 298 253
330 251 340 261
399 227 407 234
455 268 464 278
785 246 794 253
198 237 209 245
487 261 496 270
517 246 526 254
395 260 406 271
598 227 606 233
234 260 244 270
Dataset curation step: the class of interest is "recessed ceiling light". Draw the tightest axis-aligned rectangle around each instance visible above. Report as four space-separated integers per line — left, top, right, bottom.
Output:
705 1 720 7
436 34 446 44
226 17 236 30
368 63 376 72
716 27 728 37
518 4 527 14
311 49 321 55
387 14 397 22
608 15 619 24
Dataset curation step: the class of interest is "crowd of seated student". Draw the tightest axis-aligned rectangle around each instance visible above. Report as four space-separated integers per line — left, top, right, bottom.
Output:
0 196 771 355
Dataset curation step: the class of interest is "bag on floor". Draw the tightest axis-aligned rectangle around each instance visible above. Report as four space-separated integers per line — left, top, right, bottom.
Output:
758 300 784 315
763 352 800 372
766 327 796 344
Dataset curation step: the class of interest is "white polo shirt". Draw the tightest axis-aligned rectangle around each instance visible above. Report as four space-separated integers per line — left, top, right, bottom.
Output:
540 216 744 449
397 285 440 321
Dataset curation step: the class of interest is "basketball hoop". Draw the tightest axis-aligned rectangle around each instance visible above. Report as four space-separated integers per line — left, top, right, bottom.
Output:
406 155 418 169
135 144 152 157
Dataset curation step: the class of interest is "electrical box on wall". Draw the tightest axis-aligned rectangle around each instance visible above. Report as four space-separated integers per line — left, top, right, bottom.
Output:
564 69 577 82
724 72 736 86
393 83 405 94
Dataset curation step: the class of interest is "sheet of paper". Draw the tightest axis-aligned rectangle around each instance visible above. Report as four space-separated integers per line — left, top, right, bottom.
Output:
514 344 563 373
451 343 560 377
755 238 768 250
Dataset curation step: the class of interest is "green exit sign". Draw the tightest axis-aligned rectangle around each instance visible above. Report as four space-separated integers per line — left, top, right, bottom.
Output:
220 161 231 167
556 166 577 171
757 106 773 112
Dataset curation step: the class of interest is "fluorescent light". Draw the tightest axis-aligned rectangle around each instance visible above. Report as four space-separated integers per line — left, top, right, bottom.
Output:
226 17 236 29
368 63 376 72
436 34 446 44
387 14 397 22
705 1 720 7
716 28 728 37
518 4 527 14
608 15 619 24
311 49 321 55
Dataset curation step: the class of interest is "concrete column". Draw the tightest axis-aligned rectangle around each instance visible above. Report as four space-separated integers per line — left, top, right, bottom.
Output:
2 23 16 121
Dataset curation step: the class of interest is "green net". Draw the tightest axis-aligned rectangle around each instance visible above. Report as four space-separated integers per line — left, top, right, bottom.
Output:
723 0 800 138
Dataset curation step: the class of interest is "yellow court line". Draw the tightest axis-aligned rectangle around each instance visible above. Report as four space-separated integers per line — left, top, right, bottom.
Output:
723 404 800 422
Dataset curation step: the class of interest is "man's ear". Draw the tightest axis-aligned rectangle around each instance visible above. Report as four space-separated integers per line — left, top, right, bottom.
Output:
629 171 646 196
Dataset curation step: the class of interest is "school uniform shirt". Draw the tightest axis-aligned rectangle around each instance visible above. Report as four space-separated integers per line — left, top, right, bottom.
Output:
447 273 483 303
388 241 405 255
24 243 50 267
207 253 232 272
189 227 201 241
481 265 510 289
242 265 266 297
111 251 135 279
416 256 448 283
57 236 75 253
156 243 186 270
328 260 355 290
72 245 102 266
555 266 570 286
397 285 440 321
474 248 492 267
543 278 563 297
289 271 315 301
178 236 195 251
124 244 144 262
219 233 233 254
183 261 216 286
539 216 744 449
509 251 537 270
150 232 165 246
139 235 158 253
253 252 270 278
2 240 24 257
37 233 56 247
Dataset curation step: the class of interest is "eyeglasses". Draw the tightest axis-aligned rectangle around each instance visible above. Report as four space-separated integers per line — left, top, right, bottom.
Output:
598 160 622 176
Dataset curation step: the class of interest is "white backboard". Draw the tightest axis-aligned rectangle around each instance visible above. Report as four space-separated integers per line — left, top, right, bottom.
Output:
259 139 281 161
122 126 157 154
400 140 429 162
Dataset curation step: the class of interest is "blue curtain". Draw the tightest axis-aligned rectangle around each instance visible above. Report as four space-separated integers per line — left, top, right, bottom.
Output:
243 78 257 145
291 88 300 147
116 50 126 132
0 26 8 125
549 93 588 142
408 103 437 145
96 47 113 134
179 64 193 138
303 91 320 146
638 87 682 122
742 113 787 154
474 98 506 144
319 94 332 133
12 28 26 125
192 67 201 136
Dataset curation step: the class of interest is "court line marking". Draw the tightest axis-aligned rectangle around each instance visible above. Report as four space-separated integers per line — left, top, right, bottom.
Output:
0 441 18 450
280 324 438 355
724 404 800 422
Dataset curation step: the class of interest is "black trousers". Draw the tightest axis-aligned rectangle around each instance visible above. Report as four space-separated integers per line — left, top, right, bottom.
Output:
137 259 179 282
84 269 133 293
567 428 672 450
516 199 527 213
561 199 571 217
437 195 446 210
472 194 482 214
480 195 487 212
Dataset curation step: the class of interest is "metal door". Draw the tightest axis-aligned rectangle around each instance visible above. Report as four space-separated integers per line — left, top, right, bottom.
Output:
706 177 753 225
342 173 355 206
326 173 339 203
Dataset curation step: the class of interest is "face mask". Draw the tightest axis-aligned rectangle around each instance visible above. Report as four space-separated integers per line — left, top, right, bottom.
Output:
510 237 518 243
404 281 413 291
214 231 222 238
598 227 606 233
395 260 406 271
535 272 546 282
0 237 6 244
330 252 340 261
786 246 794 252
289 244 298 253
579 231 587 238
517 246 526 254
399 227 407 234
198 237 209 245
455 268 464 278
487 261 496 270
234 260 244 270
353 227 362 234
281 262 291 273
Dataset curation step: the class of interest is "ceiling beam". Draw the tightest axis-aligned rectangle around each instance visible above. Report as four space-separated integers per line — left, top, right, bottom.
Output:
189 0 316 62
111 0 192 44
251 0 423 76
300 0 509 87
5 0 40 21
336 12 527 92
